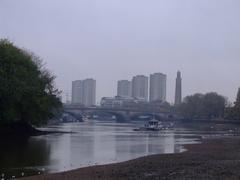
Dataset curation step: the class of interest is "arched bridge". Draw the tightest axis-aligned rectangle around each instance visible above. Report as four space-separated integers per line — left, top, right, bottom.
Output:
63 105 173 121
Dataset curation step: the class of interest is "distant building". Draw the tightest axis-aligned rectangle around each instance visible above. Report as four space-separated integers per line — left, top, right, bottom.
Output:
117 80 132 97
71 78 96 106
72 80 84 104
149 73 167 102
174 71 182 105
100 96 145 108
100 96 170 113
101 96 132 108
82 79 96 106
132 75 149 101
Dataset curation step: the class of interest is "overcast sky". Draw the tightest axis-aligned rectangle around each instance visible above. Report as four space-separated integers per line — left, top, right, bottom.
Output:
0 0 240 103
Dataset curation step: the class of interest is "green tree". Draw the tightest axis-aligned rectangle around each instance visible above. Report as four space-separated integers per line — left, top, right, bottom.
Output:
224 88 240 120
235 88 240 112
202 92 226 118
177 92 226 120
230 88 240 120
177 93 204 119
0 39 62 126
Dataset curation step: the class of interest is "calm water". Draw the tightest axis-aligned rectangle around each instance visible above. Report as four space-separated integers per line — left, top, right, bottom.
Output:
0 120 238 178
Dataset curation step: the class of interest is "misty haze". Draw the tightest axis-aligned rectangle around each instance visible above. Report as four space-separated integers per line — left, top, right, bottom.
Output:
0 0 240 180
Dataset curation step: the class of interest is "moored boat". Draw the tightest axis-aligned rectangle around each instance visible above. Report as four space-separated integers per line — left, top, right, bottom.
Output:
133 118 174 131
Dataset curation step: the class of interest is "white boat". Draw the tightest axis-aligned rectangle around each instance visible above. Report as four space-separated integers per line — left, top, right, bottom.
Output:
133 118 174 131
134 118 162 131
82 115 90 121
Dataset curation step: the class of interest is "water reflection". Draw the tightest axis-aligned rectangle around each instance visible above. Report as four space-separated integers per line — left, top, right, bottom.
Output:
1 120 235 177
0 137 50 169
0 137 51 178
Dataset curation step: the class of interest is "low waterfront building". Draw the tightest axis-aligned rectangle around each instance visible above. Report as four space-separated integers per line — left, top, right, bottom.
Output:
101 96 135 108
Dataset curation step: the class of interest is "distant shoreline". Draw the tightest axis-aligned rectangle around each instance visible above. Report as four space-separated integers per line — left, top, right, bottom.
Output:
0 122 72 138
21 136 240 180
178 118 240 124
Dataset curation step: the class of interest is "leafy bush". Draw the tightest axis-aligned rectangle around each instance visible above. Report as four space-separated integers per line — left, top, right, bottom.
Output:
0 39 62 126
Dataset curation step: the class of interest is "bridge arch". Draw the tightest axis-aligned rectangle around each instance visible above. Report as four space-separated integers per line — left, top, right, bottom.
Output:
63 111 83 122
84 111 128 122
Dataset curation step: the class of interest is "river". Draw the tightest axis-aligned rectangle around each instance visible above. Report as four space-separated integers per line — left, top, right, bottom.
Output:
0 120 238 179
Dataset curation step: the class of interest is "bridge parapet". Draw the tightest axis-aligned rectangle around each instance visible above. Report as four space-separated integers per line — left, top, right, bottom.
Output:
64 106 170 114
64 105 172 121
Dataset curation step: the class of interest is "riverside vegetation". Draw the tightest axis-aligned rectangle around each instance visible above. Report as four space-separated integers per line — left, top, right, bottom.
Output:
176 91 240 121
0 39 62 136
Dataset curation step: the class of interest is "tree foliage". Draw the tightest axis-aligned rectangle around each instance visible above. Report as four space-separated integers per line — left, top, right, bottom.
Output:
177 92 226 119
235 88 240 111
225 88 240 120
0 39 62 126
